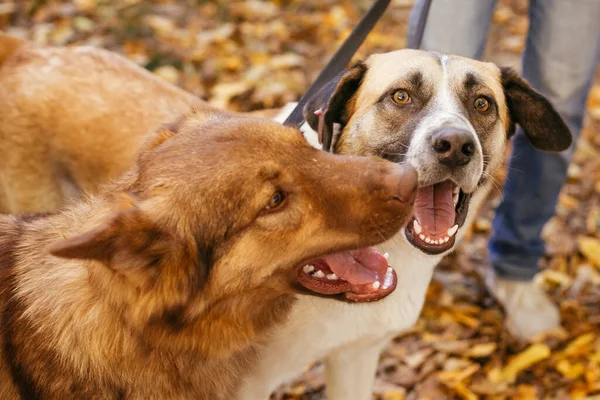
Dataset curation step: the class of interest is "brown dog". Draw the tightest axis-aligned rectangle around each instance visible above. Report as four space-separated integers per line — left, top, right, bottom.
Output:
0 110 417 399
0 33 277 214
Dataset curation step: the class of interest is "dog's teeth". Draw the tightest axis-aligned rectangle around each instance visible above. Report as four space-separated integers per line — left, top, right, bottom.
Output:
327 273 338 280
382 268 393 289
303 265 315 273
383 252 389 261
444 236 450 243
447 224 459 237
425 237 431 244
419 234 425 240
413 220 423 235
313 270 325 278
372 281 381 290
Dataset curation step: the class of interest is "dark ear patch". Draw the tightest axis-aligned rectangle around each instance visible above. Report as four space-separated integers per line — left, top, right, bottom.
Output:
501 67 572 152
303 61 367 152
303 69 347 131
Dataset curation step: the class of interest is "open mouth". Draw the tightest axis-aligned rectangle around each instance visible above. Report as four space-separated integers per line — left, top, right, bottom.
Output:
404 180 471 255
296 248 396 302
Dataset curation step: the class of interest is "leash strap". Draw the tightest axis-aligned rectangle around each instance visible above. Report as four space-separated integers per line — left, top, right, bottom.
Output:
283 0 433 129
283 0 392 127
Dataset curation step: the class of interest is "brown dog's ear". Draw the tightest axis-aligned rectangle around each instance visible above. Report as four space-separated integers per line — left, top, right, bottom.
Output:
303 61 368 152
46 193 170 265
138 114 188 157
501 67 572 152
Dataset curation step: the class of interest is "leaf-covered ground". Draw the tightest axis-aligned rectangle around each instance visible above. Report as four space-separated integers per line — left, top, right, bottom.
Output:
2 1 599 398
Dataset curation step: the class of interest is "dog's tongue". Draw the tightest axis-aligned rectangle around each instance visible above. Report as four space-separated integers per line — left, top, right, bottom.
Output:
320 248 387 285
414 180 456 236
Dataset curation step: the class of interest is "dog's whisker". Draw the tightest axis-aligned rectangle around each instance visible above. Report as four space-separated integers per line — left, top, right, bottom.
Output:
482 171 505 200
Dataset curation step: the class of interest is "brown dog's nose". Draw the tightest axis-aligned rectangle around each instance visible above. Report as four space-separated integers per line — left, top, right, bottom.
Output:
431 128 475 169
383 163 418 203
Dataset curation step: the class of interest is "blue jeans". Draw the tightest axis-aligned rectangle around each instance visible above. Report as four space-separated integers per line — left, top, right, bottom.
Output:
408 0 600 280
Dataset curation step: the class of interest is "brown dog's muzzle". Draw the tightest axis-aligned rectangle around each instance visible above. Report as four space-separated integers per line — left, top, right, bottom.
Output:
297 159 418 302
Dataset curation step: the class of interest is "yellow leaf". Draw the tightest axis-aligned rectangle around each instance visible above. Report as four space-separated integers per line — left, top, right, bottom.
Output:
465 343 497 358
587 85 600 109
451 381 479 400
563 332 596 356
556 359 585 379
500 36 525 53
559 193 580 209
513 384 538 400
438 364 480 383
540 269 572 287
578 236 600 267
74 0 97 12
449 311 480 328
382 389 406 400
492 5 514 24
500 343 551 381
153 66 180 85
585 366 600 385
569 382 590 399
487 367 503 383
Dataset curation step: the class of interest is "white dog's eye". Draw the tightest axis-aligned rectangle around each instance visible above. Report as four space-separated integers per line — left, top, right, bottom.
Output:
474 97 490 112
392 90 411 105
265 190 286 210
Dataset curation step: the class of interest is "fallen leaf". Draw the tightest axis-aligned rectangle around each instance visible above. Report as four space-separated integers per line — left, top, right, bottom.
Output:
465 343 497 358
578 236 600 267
153 65 180 85
450 381 479 400
556 359 585 379
500 343 551 381
562 333 596 357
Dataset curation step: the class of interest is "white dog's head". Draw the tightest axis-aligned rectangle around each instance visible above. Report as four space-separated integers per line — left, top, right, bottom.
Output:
304 49 572 256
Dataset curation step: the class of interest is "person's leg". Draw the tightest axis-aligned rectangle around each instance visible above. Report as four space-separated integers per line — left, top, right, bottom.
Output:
488 0 600 340
407 0 497 59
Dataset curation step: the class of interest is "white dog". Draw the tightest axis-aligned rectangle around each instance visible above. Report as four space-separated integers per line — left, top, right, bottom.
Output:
239 49 572 399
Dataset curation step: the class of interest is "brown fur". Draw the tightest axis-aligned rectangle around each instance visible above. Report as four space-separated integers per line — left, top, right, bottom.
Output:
0 33 278 214
0 111 416 399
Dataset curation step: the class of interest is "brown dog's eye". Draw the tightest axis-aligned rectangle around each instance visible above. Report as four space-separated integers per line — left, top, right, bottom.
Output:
265 190 286 210
474 97 490 112
392 90 411 105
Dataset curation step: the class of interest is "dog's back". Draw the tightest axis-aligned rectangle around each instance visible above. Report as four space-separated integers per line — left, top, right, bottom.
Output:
0 34 206 213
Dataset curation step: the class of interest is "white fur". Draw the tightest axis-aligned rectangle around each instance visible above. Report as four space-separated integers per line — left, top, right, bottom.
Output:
406 55 483 193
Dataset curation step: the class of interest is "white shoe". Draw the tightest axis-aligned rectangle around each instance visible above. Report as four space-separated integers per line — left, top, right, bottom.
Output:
486 271 561 341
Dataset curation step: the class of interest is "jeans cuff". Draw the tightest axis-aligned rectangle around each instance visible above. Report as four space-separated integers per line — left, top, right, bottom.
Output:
491 258 540 281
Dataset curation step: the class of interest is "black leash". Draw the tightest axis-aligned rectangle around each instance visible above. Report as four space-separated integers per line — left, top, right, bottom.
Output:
283 0 433 128
283 0 391 127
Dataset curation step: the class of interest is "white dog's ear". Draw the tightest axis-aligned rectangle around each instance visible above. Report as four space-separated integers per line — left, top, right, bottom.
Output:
303 62 367 152
501 67 572 152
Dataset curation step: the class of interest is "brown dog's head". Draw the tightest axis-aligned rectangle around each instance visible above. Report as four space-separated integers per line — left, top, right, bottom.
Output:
304 49 572 255
46 112 417 335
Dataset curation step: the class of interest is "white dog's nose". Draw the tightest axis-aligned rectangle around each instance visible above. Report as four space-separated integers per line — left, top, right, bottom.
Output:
431 127 475 169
